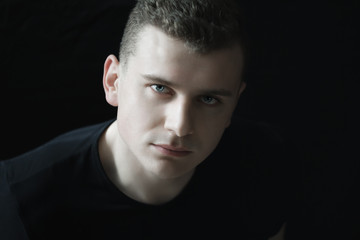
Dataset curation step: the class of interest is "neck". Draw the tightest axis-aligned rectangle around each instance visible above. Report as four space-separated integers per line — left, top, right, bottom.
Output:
99 121 194 205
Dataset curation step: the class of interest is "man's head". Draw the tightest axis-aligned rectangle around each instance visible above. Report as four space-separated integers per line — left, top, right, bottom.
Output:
119 0 245 70
103 0 246 180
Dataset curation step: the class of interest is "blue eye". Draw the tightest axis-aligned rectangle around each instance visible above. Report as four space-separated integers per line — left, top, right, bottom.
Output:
151 84 169 94
201 96 218 105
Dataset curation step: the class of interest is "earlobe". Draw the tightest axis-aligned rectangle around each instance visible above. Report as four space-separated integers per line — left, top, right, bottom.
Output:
238 81 246 97
103 54 120 107
226 81 247 128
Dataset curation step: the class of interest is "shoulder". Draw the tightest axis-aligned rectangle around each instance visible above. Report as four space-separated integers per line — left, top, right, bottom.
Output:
214 117 290 162
3 119 114 185
228 117 285 144
199 117 299 191
197 117 301 236
213 117 300 181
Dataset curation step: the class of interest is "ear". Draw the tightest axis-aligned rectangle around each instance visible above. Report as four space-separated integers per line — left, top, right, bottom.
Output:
225 81 247 128
237 81 246 98
103 54 120 107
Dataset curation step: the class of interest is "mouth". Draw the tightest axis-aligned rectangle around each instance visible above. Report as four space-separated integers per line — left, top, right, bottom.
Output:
151 144 192 157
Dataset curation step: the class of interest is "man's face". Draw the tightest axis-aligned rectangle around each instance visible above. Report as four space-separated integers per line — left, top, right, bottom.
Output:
106 25 245 179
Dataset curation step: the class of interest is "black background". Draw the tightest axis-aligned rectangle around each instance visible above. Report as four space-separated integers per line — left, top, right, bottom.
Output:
1 0 358 239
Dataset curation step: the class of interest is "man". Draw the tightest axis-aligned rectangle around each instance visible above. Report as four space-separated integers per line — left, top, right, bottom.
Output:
0 0 295 239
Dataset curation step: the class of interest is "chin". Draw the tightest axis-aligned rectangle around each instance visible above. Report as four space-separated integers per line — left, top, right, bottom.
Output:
148 161 194 180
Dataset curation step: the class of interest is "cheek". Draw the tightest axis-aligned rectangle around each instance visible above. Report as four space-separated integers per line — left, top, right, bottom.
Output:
116 88 163 136
203 124 226 150
198 107 233 130
195 109 233 149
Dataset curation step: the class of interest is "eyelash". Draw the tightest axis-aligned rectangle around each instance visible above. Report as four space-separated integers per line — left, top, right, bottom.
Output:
201 96 219 105
149 84 221 105
150 84 172 95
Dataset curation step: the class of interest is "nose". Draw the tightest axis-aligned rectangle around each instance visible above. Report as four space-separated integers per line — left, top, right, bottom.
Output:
164 97 194 137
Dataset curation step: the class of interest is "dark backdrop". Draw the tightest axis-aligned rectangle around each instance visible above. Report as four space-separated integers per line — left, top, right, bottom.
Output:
1 0 358 239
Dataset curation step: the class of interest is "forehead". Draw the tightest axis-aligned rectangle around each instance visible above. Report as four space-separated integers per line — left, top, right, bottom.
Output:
125 25 244 90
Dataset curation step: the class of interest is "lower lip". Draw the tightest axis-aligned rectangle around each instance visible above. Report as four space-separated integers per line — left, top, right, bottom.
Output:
152 145 192 157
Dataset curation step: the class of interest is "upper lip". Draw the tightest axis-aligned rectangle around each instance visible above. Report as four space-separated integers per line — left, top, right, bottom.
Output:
153 144 191 152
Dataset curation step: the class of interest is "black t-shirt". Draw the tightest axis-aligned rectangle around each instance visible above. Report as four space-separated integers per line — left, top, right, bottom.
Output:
0 118 299 240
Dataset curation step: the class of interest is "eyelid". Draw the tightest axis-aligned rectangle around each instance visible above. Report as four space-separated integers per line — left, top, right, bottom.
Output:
200 95 221 105
150 84 173 95
149 82 222 105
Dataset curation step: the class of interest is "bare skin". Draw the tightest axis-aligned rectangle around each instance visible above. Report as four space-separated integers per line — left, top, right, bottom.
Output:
99 25 246 205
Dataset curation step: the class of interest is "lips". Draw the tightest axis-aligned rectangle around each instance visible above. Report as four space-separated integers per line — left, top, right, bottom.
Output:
151 144 192 157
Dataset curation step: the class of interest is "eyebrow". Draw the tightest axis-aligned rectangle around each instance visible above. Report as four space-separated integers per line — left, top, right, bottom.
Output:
142 74 234 97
